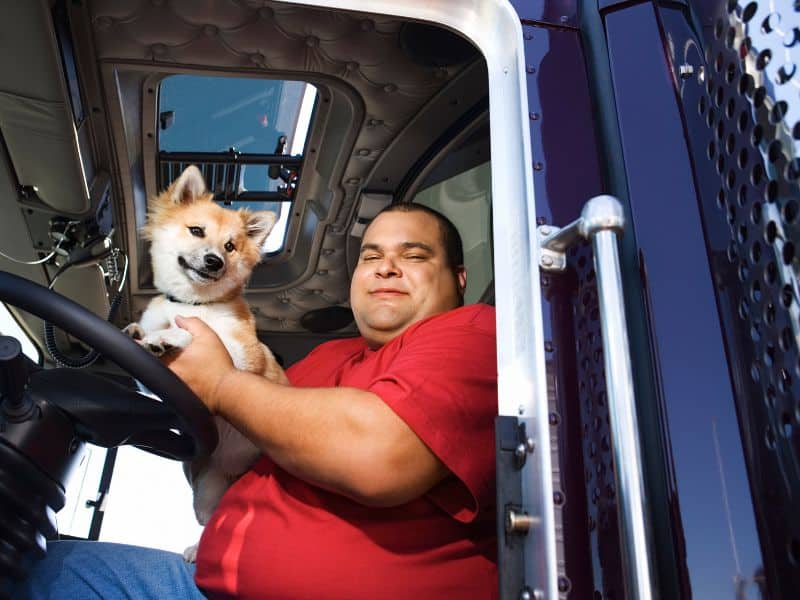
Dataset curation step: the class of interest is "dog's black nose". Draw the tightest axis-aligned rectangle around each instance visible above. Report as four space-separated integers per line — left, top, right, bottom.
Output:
203 254 224 272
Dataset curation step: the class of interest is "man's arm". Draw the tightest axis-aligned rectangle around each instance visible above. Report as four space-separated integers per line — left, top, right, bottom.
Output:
166 316 449 507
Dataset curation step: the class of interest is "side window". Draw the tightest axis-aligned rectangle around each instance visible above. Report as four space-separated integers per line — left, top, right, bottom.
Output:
0 303 40 363
412 122 492 305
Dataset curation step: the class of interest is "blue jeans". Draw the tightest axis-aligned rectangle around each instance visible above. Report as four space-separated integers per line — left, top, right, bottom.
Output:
6 540 206 599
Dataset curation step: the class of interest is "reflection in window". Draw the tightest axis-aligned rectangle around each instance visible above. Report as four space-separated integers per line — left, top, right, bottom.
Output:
158 76 317 253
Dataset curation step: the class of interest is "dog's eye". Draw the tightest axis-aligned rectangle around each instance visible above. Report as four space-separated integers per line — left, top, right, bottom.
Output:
188 226 205 238
224 241 235 252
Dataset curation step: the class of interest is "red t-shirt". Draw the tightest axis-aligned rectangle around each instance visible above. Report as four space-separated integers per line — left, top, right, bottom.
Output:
195 304 498 599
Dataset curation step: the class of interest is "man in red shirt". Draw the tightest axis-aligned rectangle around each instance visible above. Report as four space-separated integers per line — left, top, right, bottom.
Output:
12 204 498 599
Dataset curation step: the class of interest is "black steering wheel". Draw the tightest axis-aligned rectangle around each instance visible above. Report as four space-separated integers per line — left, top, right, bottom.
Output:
0 270 217 460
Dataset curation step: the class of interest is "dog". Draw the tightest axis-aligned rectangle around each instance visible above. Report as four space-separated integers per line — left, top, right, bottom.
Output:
123 165 286 561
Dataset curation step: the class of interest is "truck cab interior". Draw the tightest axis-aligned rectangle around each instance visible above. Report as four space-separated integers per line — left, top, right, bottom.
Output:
1 0 799 598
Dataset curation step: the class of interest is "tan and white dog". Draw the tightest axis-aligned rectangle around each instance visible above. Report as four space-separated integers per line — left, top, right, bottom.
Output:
124 165 285 561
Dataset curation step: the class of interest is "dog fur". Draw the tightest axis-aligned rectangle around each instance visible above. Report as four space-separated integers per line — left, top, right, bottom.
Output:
124 165 286 561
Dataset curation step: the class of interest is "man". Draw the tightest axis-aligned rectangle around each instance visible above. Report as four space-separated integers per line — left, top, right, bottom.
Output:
13 204 498 599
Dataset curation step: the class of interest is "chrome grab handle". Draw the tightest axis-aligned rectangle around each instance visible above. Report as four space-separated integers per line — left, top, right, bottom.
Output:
539 195 654 600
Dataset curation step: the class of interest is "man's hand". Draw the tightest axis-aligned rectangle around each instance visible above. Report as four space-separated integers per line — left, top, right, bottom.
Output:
162 315 237 414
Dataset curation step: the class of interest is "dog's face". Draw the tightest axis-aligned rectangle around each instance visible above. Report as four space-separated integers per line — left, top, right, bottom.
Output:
143 166 277 302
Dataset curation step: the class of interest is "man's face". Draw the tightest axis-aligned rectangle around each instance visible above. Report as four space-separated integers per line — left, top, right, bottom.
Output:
350 210 466 348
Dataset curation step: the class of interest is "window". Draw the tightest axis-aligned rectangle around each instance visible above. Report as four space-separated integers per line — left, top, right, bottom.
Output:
158 75 317 253
0 303 40 363
412 121 492 305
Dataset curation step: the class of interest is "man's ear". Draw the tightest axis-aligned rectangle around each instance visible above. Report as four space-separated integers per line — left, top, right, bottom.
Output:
456 266 467 297
245 211 278 247
168 165 207 205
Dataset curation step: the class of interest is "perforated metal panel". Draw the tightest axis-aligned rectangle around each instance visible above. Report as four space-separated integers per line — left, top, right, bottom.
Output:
678 0 800 594
569 242 625 599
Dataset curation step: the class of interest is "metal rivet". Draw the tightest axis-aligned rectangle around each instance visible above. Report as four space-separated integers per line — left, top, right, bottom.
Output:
533 162 544 171
383 83 398 93
560 15 569 23
539 226 551 236
526 66 536 74
514 443 527 460
679 64 695 79
306 35 319 47
529 112 539 121
346 61 359 71
357 148 370 156
518 405 525 415
541 256 554 267
524 32 533 41
544 341 554 352
347 177 361 185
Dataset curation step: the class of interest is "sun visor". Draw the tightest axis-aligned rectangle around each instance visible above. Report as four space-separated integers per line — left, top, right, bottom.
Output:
0 1 89 214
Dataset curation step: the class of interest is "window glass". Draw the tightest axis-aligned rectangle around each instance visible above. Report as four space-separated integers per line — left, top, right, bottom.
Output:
414 163 492 305
0 303 40 363
158 75 317 253
412 121 492 305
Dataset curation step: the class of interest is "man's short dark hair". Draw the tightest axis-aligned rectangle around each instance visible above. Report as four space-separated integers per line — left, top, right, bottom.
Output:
374 203 464 272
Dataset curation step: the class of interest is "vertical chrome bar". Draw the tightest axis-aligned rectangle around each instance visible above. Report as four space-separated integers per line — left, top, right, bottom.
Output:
584 196 654 600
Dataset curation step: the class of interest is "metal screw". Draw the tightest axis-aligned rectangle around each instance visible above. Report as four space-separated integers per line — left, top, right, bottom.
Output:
539 226 551 236
514 443 527 461
507 510 537 533
541 256 554 267
679 64 694 79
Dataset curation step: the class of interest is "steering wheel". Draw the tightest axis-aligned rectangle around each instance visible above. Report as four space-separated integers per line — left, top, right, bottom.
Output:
0 270 217 461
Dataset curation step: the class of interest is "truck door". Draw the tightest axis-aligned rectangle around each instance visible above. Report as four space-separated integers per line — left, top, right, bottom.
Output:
498 0 797 597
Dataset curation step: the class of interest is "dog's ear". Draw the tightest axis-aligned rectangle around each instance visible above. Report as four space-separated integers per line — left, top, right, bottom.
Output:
168 165 207 205
245 211 278 247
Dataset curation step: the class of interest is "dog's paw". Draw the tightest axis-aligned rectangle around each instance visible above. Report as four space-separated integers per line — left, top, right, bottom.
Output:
123 323 145 341
140 328 193 357
142 341 175 357
183 542 199 563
